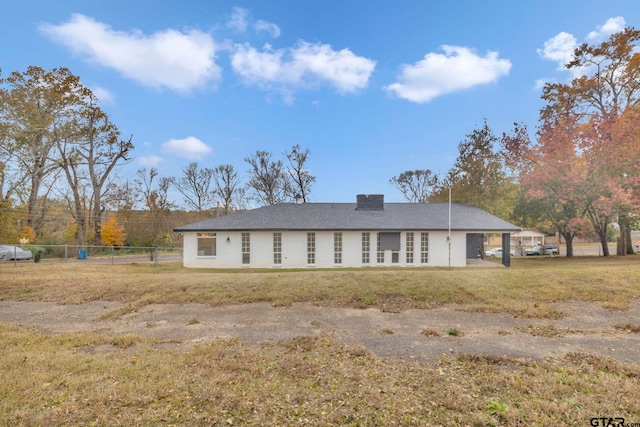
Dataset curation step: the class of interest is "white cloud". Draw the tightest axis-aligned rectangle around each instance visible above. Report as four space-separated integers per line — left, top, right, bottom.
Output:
384 45 511 103
161 137 212 159
537 32 577 67
537 17 627 80
231 41 375 99
538 33 584 82
254 20 281 38
39 14 221 93
227 8 279 38
536 31 590 79
137 155 163 168
227 7 249 33
587 16 626 41
88 85 115 104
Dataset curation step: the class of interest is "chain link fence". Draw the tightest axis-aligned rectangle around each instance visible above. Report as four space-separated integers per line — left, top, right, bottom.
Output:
0 244 182 266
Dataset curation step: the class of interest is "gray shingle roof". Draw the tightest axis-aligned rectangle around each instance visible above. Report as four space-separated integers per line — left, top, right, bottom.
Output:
173 202 520 232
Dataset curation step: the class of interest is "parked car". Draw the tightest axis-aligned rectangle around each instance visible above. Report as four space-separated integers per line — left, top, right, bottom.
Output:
0 245 33 261
524 245 558 256
485 247 516 257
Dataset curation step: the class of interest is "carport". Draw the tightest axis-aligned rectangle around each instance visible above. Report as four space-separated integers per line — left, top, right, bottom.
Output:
467 233 515 267
512 230 546 247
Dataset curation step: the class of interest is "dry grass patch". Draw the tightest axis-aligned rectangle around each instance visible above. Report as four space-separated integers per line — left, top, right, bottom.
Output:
458 302 565 319
515 324 573 337
564 352 640 377
2 256 639 425
2 324 639 426
1 256 640 319
420 328 440 337
613 323 640 333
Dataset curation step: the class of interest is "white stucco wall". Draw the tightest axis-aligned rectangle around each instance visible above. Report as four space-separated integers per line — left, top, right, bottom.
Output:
180 230 472 268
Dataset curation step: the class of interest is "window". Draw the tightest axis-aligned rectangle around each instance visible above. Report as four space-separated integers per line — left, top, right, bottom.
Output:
362 233 370 264
273 233 282 265
197 233 216 256
334 233 342 264
406 232 414 264
376 233 384 263
242 233 250 264
307 233 315 265
420 232 429 263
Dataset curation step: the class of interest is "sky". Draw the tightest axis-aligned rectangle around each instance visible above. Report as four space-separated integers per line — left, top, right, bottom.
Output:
2 1 639 205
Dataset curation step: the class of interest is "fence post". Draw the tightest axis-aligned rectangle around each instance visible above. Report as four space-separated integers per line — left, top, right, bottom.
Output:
65 244 68 262
155 247 159 267
111 246 114 264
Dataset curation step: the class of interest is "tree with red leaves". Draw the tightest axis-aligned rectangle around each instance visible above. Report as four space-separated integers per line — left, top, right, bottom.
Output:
505 27 640 256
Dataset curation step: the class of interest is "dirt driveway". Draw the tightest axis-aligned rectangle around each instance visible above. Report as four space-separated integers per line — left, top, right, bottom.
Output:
1 300 639 365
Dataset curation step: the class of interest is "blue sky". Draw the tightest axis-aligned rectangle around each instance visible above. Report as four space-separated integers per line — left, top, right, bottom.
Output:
2 1 639 205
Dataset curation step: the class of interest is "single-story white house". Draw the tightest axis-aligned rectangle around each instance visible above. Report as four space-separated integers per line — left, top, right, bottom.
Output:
173 194 521 269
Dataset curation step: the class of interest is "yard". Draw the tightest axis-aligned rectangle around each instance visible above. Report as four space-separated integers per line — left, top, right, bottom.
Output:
1 256 639 425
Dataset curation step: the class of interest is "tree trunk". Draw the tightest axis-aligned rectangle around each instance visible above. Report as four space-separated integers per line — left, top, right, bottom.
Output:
625 226 635 255
70 182 87 247
76 215 87 247
617 236 625 256
587 208 610 257
599 232 610 257
563 233 574 257
92 193 103 246
92 206 102 246
618 217 635 255
26 162 45 233
617 219 627 256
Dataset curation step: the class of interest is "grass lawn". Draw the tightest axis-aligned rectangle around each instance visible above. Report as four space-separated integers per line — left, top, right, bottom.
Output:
1 256 639 425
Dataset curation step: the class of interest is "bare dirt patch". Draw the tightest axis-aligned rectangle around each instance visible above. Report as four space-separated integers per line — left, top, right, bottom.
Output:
1 299 639 365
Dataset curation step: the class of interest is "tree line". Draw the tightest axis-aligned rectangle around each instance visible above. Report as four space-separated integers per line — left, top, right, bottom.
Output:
2 28 640 257
0 66 315 246
390 27 640 257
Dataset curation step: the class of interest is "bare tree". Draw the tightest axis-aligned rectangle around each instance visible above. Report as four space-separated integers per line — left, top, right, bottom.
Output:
389 169 439 203
55 94 133 245
284 144 315 202
102 180 137 212
244 150 285 206
135 168 175 213
132 168 175 255
172 162 216 212
214 163 244 215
